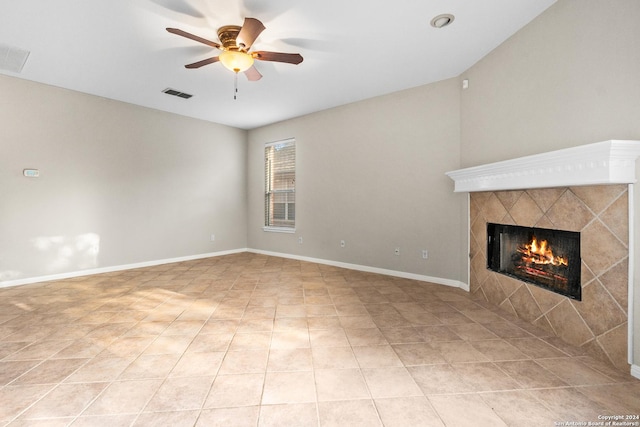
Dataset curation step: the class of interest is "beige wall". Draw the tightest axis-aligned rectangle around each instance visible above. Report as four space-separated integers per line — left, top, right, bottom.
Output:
460 0 640 167
247 79 463 281
459 0 640 367
0 75 248 282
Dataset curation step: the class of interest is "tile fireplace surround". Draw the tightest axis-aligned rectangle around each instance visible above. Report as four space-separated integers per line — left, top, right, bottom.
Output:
447 140 640 374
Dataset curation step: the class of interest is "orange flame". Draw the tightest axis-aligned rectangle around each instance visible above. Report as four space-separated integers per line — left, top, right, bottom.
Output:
517 236 568 267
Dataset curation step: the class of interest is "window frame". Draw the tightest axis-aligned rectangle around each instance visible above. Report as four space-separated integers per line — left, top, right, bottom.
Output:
263 138 296 233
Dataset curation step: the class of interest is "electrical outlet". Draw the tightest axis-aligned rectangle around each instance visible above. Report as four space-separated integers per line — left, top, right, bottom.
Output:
422 250 428 259
210 234 215 242
394 247 400 256
340 240 346 248
298 237 303 244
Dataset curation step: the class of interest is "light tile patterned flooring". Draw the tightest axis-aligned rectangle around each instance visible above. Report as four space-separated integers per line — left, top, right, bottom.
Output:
1 253 639 426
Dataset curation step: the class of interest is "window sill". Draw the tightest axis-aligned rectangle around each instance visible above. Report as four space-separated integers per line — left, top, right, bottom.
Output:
263 226 296 234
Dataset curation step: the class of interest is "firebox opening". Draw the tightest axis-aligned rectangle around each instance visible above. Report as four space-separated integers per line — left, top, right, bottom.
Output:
487 223 581 300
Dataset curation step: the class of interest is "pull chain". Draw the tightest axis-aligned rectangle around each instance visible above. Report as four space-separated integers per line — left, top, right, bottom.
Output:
233 71 238 100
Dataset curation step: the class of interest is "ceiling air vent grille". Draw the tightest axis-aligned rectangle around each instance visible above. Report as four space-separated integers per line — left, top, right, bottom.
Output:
0 43 30 73
162 88 193 99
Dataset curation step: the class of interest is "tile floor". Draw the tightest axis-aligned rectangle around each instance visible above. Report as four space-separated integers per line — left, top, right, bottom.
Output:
1 253 639 426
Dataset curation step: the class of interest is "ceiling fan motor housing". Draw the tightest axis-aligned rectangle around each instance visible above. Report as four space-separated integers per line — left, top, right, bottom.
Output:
217 26 243 50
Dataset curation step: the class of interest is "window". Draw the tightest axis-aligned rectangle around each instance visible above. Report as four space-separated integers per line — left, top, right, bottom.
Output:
264 138 295 232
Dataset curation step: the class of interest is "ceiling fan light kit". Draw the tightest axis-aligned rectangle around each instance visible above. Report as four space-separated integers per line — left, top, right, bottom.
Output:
167 17 303 82
219 50 254 73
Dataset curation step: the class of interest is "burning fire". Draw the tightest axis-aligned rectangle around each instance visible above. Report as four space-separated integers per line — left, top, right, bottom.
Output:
517 236 568 267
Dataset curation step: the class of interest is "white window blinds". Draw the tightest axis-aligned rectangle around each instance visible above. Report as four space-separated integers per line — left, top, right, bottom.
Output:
265 139 296 230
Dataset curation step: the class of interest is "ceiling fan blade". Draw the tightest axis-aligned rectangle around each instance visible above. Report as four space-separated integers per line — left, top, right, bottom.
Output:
244 65 262 81
252 51 303 65
166 28 220 49
237 18 266 49
185 56 220 69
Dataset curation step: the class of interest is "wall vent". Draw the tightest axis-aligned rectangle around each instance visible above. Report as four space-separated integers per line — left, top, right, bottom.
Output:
0 44 30 73
162 88 193 99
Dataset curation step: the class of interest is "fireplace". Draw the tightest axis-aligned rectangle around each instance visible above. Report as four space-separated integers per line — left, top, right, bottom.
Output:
446 141 640 373
486 223 581 300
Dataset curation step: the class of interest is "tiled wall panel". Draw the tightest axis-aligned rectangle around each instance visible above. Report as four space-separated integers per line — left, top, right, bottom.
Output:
470 185 629 370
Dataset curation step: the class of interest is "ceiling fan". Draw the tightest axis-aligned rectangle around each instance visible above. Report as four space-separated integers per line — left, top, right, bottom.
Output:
166 17 303 82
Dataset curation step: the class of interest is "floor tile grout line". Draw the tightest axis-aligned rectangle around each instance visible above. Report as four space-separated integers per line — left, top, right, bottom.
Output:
3 350 101 425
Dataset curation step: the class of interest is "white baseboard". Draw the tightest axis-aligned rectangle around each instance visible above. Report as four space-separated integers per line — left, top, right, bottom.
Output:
631 364 640 380
0 248 247 289
0 248 468 291
248 248 469 290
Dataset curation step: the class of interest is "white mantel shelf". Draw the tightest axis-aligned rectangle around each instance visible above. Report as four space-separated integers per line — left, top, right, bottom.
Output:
446 140 640 193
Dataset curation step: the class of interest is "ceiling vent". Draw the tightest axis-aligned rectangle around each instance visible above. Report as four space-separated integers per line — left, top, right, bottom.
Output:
0 43 30 73
162 88 193 99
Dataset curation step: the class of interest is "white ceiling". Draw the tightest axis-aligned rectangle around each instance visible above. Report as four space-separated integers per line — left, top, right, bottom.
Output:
0 0 556 130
